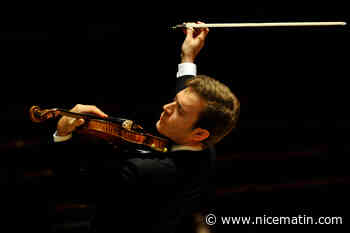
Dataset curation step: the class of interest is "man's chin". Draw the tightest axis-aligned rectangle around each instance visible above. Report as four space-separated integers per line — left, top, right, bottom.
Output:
156 120 162 134
156 120 167 138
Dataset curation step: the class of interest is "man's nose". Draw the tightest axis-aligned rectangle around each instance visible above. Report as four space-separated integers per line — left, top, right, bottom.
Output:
163 102 175 115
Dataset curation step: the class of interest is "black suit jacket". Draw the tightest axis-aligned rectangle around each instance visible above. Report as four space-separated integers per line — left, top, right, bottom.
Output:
51 75 216 233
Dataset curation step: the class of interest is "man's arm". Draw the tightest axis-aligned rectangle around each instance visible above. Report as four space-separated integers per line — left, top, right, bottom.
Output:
176 21 209 93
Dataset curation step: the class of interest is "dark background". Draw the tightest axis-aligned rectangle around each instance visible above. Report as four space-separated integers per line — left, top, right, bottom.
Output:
1 2 349 232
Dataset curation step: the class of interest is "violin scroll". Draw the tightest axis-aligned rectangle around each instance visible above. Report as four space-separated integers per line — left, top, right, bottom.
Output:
29 106 60 123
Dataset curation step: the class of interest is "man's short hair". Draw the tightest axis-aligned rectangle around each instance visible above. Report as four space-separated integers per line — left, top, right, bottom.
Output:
185 75 240 146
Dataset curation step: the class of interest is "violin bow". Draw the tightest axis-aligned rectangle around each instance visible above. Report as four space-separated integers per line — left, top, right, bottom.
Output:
171 21 347 29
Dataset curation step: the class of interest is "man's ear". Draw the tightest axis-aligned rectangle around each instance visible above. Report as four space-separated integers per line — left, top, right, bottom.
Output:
192 128 210 142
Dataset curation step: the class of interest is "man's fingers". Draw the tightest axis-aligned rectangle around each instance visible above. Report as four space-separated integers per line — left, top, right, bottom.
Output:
86 105 109 118
197 28 209 40
182 22 194 38
183 21 209 39
185 27 194 39
190 21 208 40
197 29 209 41
75 118 85 127
73 104 108 118
197 21 209 36
67 117 84 126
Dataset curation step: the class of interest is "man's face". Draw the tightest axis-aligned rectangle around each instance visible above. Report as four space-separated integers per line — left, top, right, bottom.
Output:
156 87 206 145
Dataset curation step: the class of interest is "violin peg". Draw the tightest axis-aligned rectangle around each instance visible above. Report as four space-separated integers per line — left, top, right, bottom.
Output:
29 106 43 123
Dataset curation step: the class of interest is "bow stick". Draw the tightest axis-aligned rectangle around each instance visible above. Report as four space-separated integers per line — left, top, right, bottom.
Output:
171 21 346 29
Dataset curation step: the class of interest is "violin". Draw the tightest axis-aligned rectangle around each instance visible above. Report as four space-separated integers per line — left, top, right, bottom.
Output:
29 106 169 153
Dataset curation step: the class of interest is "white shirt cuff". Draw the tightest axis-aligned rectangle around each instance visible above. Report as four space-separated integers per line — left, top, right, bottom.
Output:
176 63 197 78
53 131 72 142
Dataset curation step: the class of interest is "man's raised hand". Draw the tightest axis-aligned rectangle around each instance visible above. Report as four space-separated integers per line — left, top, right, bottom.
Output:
181 21 209 63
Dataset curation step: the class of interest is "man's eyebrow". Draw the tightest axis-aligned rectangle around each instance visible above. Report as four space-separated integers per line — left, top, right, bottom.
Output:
175 95 185 113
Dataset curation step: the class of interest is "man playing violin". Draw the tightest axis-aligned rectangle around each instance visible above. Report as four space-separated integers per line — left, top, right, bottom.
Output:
53 22 240 233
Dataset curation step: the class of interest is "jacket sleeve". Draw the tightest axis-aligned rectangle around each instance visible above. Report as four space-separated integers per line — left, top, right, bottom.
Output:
175 75 194 94
49 135 177 187
100 154 177 185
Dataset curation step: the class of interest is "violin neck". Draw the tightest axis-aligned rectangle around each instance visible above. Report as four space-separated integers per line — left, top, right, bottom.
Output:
30 105 135 128
57 109 105 121
58 109 131 125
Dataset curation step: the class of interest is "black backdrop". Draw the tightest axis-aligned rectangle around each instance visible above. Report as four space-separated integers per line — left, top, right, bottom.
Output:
1 2 349 232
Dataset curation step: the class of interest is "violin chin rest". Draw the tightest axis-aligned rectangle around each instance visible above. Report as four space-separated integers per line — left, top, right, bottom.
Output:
134 149 152 154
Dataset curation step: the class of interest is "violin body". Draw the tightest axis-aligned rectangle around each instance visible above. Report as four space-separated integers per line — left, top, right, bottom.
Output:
29 106 169 153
